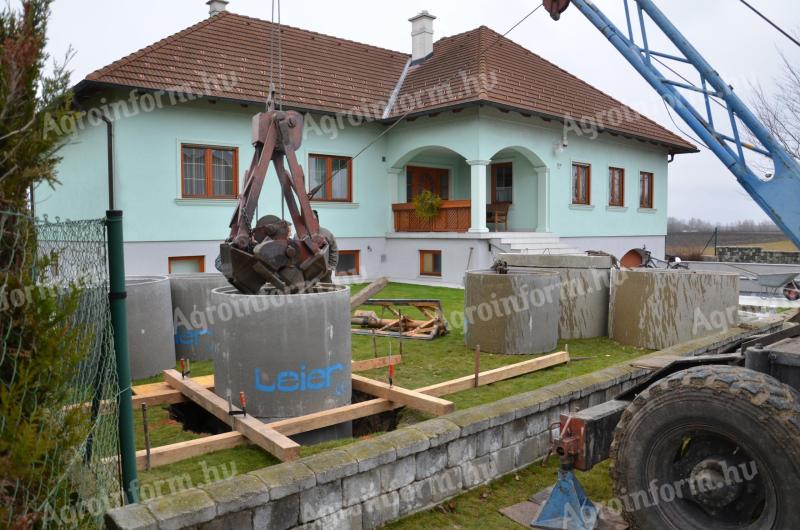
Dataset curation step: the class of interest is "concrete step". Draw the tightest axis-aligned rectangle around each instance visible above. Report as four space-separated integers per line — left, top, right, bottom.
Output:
508 242 575 250
511 248 580 255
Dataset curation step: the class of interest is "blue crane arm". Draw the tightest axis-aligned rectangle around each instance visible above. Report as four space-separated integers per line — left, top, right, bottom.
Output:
548 0 800 248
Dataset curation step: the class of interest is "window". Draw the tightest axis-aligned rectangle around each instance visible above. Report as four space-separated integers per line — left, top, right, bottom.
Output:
419 250 442 277
640 171 654 209
181 145 238 198
491 162 513 203
169 256 205 273
608 167 625 207
309 154 352 202
572 163 591 205
336 250 360 276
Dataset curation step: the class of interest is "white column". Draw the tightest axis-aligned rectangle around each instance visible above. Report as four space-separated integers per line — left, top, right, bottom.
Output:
467 160 490 233
535 165 551 232
387 168 403 233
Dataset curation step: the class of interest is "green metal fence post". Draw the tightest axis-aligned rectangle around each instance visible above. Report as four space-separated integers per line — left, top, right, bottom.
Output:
106 210 139 503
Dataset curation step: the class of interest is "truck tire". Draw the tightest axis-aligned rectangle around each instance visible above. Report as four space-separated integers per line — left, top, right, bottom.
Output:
610 365 800 530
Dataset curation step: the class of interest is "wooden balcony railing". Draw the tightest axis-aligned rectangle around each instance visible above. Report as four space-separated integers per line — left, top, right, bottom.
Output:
392 200 471 232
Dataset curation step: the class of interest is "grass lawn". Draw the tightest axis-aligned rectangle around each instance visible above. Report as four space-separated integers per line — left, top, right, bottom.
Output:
132 282 648 499
387 459 614 529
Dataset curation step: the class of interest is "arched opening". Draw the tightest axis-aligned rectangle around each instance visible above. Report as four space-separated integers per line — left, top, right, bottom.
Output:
487 146 549 232
390 146 472 233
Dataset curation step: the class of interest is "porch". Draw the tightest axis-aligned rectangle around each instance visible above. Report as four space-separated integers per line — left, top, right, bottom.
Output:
386 145 551 234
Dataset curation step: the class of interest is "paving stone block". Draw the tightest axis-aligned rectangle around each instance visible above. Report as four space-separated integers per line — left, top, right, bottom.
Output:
515 431 551 467
296 504 363 530
341 438 396 472
380 456 416 492
409 418 460 447
380 428 430 458
447 435 477 467
398 479 433 516
443 407 493 436
250 462 316 500
198 510 252 530
362 491 399 529
299 481 342 522
200 474 268 516
301 450 358 484
415 445 447 480
105 504 157 530
485 399 523 428
429 467 463 503
253 493 299 530
475 426 503 457
524 411 550 437
494 445 516 475
342 469 381 507
460 454 496 488
502 418 527 447
512 388 561 418
145 488 216 530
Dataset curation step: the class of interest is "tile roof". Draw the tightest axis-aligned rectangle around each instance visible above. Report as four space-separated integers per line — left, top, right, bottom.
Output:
82 12 696 153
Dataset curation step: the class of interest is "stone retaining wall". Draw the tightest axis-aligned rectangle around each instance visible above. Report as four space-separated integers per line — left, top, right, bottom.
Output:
105 320 782 530
718 246 800 264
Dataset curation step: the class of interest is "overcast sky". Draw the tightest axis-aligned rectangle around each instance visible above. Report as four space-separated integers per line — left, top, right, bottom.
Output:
42 0 800 224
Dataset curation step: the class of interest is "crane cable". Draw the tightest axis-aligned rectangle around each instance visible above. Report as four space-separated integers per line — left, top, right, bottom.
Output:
738 0 800 49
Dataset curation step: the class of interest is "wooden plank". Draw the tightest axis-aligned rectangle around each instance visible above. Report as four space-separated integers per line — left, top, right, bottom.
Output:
267 398 398 436
135 432 247 470
163 370 300 461
416 351 570 397
351 374 454 416
132 375 215 407
141 351 569 469
350 277 389 309
131 357 401 407
351 355 402 372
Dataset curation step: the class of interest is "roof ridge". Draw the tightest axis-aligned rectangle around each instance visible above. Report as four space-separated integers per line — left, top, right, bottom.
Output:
219 12 409 58
86 12 226 81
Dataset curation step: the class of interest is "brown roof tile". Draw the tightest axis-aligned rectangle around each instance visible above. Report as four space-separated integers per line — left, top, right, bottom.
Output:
82 12 695 153
393 26 695 152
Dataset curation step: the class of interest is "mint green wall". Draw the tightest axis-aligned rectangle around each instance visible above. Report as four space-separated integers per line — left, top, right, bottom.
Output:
36 113 109 221
41 94 672 242
39 96 390 240
475 107 670 237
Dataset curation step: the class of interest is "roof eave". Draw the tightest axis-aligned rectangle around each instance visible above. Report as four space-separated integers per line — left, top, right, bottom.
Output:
387 98 698 154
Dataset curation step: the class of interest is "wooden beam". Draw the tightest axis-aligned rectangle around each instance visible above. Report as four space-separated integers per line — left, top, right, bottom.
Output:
131 356 399 407
416 351 570 397
267 398 398 436
132 375 214 407
351 355 402 372
135 432 247 470
140 351 569 469
351 374 454 416
350 277 389 309
162 370 300 461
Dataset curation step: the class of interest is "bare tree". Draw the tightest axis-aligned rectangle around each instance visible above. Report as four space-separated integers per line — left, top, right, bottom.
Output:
752 53 800 162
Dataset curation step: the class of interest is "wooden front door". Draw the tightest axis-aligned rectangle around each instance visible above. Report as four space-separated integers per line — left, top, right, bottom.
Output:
406 166 449 201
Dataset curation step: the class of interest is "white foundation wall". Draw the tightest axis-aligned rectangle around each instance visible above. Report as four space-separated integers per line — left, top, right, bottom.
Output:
121 234 665 284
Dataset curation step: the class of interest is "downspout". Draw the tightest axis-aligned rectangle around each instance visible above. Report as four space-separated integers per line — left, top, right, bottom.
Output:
101 114 115 209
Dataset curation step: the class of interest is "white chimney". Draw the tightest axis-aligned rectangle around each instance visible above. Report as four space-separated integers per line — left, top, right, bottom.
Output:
207 0 228 16
409 11 436 64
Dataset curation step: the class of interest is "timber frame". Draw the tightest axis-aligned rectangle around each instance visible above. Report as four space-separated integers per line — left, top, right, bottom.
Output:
129 351 569 469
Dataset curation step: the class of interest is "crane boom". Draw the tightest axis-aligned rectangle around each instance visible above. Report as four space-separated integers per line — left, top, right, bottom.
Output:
545 0 800 248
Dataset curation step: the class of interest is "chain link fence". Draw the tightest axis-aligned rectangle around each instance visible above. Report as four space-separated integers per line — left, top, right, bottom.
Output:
1 211 122 529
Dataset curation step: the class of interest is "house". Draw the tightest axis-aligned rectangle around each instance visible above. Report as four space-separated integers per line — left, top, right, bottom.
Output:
37 1 696 286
